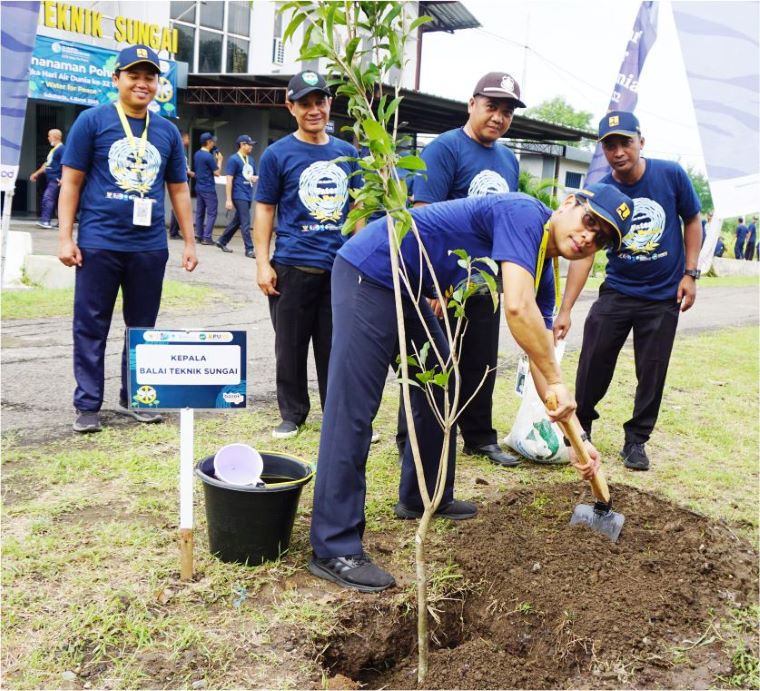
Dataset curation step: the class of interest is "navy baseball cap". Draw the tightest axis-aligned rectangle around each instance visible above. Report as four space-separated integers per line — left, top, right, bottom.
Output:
199 132 216 144
576 183 634 250
236 134 255 145
287 71 331 101
114 45 161 73
598 111 641 140
473 72 526 108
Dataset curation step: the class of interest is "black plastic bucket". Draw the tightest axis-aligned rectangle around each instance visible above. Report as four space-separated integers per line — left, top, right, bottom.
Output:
195 452 314 565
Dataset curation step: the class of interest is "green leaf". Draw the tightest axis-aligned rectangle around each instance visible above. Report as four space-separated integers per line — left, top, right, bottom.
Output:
416 370 435 385
300 43 329 61
409 15 433 32
418 341 430 367
449 249 469 262
433 370 451 387
345 36 361 63
282 10 307 46
478 271 499 312
476 256 499 274
397 155 426 171
396 377 421 389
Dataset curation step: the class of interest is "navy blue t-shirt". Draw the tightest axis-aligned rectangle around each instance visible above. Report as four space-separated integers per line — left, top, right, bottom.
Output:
601 158 701 301
225 152 255 202
340 193 556 328
736 223 748 240
413 128 519 203
255 134 361 271
46 144 65 182
194 149 218 192
62 103 187 251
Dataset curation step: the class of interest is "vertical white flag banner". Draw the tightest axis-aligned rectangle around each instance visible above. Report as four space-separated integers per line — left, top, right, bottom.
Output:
672 2 760 218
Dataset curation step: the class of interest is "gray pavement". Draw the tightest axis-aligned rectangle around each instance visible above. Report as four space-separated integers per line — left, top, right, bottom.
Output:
2 218 758 443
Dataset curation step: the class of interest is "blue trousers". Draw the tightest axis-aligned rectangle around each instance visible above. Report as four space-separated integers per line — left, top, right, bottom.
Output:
73 248 169 412
195 189 218 241
310 257 456 558
217 198 253 252
39 178 60 223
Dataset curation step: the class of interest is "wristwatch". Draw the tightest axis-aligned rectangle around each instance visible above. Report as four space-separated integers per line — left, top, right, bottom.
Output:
563 431 589 447
684 268 701 279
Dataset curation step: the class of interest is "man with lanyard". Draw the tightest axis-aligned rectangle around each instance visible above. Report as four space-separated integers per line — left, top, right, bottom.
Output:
734 217 749 259
554 111 701 471
30 129 65 229
169 130 194 239
57 45 197 433
254 71 362 439
308 182 633 592
193 132 222 245
744 216 756 261
402 71 525 468
216 134 258 258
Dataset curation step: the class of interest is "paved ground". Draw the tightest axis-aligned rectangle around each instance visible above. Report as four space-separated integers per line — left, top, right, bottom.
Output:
2 219 758 443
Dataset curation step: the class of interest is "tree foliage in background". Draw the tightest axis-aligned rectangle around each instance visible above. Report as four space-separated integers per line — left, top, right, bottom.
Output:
518 170 559 209
525 96 594 131
685 165 714 215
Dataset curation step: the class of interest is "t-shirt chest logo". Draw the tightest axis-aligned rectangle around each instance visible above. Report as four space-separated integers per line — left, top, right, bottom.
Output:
623 197 666 254
468 170 509 197
298 160 349 223
108 137 161 195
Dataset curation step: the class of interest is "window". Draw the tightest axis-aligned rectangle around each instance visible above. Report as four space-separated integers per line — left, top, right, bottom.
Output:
200 0 224 30
227 35 248 73
198 29 222 72
171 1 195 23
272 37 285 64
565 171 583 189
174 24 195 66
227 1 250 36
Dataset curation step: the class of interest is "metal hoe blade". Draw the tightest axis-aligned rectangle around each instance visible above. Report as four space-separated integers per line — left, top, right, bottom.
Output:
570 503 625 543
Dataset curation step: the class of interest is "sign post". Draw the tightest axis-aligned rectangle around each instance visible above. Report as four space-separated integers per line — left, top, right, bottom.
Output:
127 328 247 580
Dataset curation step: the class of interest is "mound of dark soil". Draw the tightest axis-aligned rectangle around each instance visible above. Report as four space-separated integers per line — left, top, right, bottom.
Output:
319 483 757 689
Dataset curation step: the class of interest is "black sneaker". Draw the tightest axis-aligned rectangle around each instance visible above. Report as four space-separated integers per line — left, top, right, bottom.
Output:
216 242 233 253
394 498 477 521
200 239 214 246
245 250 255 258
620 442 650 471
116 402 163 424
308 553 396 593
272 420 299 439
73 410 102 433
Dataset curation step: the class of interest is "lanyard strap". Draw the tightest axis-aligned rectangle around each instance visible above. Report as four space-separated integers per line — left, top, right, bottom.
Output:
238 152 248 165
45 142 61 166
535 221 561 316
115 102 149 165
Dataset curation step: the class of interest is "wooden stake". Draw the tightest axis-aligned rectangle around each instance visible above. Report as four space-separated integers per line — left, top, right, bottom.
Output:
179 528 193 581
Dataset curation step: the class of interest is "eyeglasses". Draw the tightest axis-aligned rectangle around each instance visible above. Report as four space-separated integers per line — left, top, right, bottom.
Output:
576 200 617 250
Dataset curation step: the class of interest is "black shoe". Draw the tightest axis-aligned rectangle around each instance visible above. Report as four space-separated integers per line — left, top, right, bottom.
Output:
308 554 396 593
194 236 203 242
73 410 101 433
169 233 181 239
394 498 477 521
116 401 163 424
463 443 521 467
200 239 214 246
272 419 299 439
620 442 650 471
245 250 255 258
216 242 233 253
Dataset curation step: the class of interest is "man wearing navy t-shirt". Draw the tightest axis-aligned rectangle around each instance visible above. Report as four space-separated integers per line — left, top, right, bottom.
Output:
403 71 525 468
254 71 361 439
193 132 222 245
216 134 258 258
30 129 65 228
556 111 701 471
58 45 197 433
308 183 633 592
743 217 756 261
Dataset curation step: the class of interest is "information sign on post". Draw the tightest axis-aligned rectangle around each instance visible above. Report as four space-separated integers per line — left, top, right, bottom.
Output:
127 328 247 580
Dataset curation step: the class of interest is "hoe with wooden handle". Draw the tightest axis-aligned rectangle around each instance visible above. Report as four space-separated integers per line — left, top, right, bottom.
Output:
546 393 625 542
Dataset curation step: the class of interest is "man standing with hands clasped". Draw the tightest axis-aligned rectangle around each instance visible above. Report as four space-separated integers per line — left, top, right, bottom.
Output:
254 71 361 439
216 134 258 258
30 128 65 228
402 71 526 468
57 45 197 433
554 111 701 471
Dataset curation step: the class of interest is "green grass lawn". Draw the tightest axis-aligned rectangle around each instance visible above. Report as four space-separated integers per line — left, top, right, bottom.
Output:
1 280 219 321
1 326 757 688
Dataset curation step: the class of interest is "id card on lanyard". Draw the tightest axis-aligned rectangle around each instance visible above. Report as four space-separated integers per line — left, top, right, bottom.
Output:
515 222 561 395
239 152 254 185
115 102 153 227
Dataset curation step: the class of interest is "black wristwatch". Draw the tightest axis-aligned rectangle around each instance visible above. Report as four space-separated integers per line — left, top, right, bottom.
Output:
684 268 701 279
563 431 589 447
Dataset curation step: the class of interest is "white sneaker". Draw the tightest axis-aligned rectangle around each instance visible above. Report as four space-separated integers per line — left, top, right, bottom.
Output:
370 430 380 444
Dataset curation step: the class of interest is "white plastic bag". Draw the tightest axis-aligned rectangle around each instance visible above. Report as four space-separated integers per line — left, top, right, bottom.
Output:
504 341 569 464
